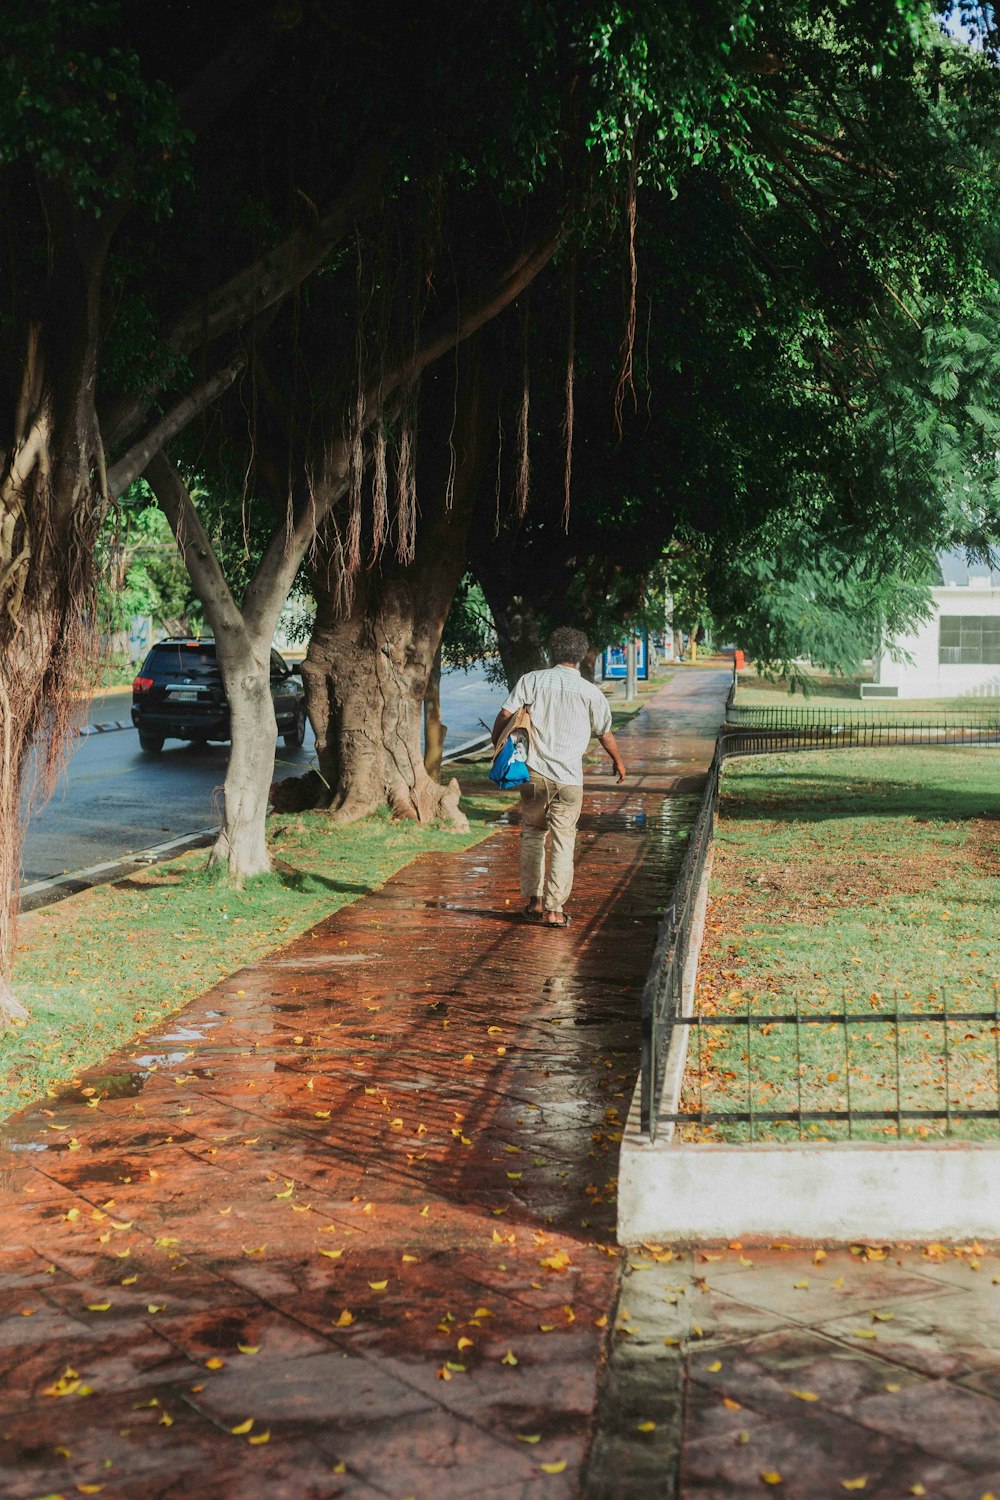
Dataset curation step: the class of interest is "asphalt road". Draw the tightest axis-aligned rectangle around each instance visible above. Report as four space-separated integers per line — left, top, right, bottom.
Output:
21 663 500 883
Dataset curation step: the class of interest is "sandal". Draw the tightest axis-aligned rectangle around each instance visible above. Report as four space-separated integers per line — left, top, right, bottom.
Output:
543 912 572 928
523 902 543 921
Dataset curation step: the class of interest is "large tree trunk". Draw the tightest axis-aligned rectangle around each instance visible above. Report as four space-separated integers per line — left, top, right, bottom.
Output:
303 575 467 828
298 342 490 826
0 198 119 1022
423 643 447 780
477 589 549 688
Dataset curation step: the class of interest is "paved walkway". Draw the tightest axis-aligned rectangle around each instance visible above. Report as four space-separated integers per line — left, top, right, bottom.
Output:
599 1241 1000 1500
0 669 731 1499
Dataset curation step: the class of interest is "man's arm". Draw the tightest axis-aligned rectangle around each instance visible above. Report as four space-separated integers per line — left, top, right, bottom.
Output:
491 707 514 746
598 729 626 783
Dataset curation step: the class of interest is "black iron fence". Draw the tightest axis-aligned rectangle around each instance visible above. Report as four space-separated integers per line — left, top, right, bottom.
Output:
639 674 1000 1141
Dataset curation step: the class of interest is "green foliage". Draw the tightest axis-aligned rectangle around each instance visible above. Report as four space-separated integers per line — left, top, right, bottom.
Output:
0 0 187 213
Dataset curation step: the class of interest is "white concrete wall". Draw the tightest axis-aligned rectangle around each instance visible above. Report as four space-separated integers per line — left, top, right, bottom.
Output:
875 585 1000 698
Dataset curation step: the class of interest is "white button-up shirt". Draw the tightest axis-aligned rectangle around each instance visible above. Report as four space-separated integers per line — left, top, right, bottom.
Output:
501 666 613 786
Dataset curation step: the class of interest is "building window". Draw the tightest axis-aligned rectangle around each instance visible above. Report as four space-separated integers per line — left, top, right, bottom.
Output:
939 615 1000 665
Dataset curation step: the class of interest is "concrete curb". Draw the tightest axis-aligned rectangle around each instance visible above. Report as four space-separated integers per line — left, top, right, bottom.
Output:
78 719 132 736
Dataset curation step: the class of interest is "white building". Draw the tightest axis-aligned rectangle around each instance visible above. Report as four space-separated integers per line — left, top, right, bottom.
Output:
869 551 1000 699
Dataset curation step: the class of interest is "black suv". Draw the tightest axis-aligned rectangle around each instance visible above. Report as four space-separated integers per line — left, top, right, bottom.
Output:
131 639 308 755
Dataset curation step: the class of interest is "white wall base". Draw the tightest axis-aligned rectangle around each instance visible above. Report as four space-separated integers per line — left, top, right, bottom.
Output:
618 1133 1000 1243
618 855 1000 1245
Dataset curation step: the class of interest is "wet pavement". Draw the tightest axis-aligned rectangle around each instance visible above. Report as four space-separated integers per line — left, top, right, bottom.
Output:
0 668 731 1499
591 1242 1000 1500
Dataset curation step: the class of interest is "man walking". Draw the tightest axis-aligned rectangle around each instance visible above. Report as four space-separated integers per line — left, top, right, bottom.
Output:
492 627 627 928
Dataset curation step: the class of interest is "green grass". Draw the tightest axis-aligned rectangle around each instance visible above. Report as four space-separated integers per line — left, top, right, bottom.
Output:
2 779 500 1122
681 746 1000 1142
733 669 998 715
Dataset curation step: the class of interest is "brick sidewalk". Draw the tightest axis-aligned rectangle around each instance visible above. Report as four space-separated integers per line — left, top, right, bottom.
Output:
0 670 732 1499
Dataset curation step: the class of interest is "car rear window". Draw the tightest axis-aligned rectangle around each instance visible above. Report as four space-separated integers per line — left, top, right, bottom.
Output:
144 643 219 677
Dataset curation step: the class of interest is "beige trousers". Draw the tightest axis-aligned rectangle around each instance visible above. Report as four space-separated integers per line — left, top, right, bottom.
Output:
519 775 585 910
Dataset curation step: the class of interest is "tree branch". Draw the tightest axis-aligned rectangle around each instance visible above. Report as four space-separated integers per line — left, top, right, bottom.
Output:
107 354 246 500
242 219 565 637
165 151 385 358
143 450 247 643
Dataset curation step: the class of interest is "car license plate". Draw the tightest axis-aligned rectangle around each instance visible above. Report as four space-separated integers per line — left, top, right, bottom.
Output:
169 689 198 701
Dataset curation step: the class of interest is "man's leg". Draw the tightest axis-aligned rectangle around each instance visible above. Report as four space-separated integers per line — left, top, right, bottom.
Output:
519 779 552 908
543 782 584 920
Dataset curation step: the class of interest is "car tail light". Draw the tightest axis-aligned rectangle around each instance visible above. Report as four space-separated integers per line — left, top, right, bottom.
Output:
132 676 154 693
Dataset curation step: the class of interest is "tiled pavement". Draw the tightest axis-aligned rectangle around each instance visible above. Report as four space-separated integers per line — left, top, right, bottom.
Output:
598 1240 1000 1500
0 669 730 1499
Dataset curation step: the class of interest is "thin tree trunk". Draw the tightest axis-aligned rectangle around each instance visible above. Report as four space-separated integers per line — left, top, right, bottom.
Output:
423 644 447 779
211 654 277 878
145 450 282 882
580 644 599 682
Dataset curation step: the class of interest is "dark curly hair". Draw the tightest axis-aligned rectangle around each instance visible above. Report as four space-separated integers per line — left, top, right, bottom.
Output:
548 626 589 666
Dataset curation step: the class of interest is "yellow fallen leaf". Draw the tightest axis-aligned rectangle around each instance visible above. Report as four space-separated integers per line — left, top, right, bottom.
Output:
332 1462 346 1474
230 1418 254 1435
594 1314 608 1328
474 1307 492 1318
852 1329 878 1340
723 1398 742 1411
77 1483 104 1494
274 1182 294 1199
368 1280 388 1291
319 1248 344 1259
636 1420 656 1432
205 1357 225 1369
146 1304 165 1315
363 1202 375 1214
237 1344 260 1355
419 1205 429 1217
517 1434 541 1443
539 1250 571 1272
389 1118 403 1129
402 1254 418 1263
501 1349 518 1366
334 1310 354 1327
43 1367 81 1397
885 1383 901 1393
872 1311 894 1323
791 1389 819 1402
841 1480 868 1492
760 1473 783 1486
832 1276 845 1288
159 1411 173 1427
462 1053 474 1064
85 1302 111 1313
121 1274 137 1286
539 1460 567 1474
908 1485 926 1496
705 1360 722 1373
314 1110 331 1120
247 1430 270 1445
793 1280 809 1290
